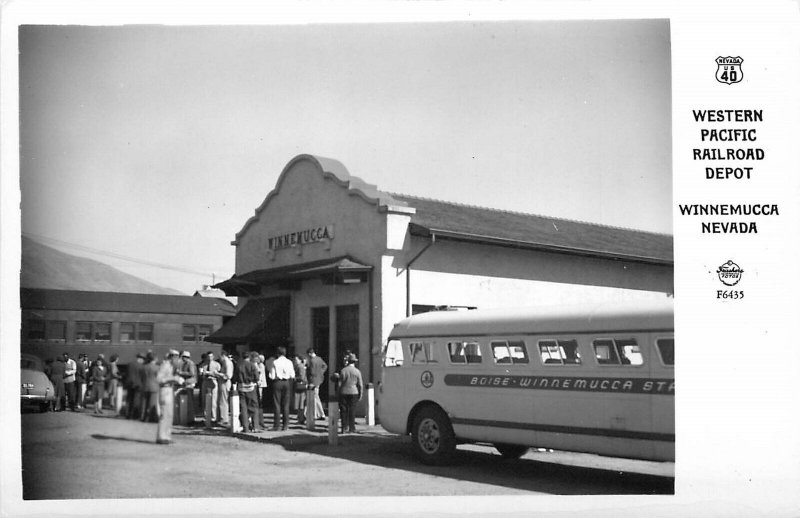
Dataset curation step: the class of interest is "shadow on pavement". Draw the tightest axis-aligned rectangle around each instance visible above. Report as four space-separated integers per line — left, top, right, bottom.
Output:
207 426 674 495
90 434 155 445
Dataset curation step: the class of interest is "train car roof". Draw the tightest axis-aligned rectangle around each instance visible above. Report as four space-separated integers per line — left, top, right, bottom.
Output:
389 298 674 338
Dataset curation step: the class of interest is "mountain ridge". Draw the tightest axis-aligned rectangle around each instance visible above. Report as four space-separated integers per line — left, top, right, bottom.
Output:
20 236 185 295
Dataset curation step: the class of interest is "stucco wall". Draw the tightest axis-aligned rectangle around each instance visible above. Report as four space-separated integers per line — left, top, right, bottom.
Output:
235 158 389 274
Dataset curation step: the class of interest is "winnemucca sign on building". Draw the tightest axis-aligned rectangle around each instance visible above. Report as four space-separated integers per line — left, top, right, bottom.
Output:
209 155 673 401
267 225 335 250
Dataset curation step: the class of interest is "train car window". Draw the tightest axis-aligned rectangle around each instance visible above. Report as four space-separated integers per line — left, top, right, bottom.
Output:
182 324 197 342
410 341 437 364
138 323 154 342
120 323 136 342
656 338 674 366
383 340 404 367
45 321 66 342
94 322 111 342
539 339 581 365
26 319 45 341
198 325 213 341
75 322 92 342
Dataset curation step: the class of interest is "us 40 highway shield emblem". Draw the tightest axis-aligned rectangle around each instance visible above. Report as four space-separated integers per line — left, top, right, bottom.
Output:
716 56 743 85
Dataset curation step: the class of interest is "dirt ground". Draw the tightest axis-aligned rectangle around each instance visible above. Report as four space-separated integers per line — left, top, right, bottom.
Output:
19 410 673 500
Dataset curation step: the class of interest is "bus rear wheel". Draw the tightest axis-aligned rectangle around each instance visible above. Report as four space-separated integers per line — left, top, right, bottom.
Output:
494 443 529 459
411 406 456 465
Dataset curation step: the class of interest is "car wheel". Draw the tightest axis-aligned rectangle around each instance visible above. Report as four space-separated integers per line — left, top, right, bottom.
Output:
494 443 529 459
411 406 456 465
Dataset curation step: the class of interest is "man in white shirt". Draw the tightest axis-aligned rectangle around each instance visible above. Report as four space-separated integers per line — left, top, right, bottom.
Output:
268 346 295 431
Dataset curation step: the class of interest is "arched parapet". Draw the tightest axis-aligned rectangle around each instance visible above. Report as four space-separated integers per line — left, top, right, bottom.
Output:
233 154 414 245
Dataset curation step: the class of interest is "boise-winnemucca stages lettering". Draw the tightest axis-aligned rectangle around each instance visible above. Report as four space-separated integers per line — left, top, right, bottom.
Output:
443 374 674 395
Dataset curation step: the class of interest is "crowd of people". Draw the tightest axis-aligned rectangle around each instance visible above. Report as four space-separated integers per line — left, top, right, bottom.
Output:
42 346 365 444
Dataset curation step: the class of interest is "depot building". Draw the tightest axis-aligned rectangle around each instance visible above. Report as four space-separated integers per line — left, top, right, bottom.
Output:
209 154 673 399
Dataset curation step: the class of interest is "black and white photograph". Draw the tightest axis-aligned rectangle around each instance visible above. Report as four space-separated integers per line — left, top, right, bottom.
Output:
1 2 799 517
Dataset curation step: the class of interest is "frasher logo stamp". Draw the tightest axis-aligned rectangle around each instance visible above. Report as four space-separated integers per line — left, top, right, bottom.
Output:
715 56 743 85
716 260 744 300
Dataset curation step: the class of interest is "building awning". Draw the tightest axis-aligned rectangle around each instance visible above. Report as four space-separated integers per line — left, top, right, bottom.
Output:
205 297 289 345
213 256 372 297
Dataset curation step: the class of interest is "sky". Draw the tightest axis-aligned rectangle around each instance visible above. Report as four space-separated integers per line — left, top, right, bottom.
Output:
18 20 671 294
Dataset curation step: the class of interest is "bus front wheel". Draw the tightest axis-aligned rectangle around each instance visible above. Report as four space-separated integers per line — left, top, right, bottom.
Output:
494 443 529 459
411 406 456 465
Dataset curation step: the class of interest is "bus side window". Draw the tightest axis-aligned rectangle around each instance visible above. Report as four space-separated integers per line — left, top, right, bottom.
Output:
464 341 482 364
508 340 529 364
539 340 562 365
491 341 512 364
539 339 578 365
559 340 581 365
383 339 404 367
656 338 674 366
411 342 437 364
593 339 619 365
448 341 466 363
615 339 643 366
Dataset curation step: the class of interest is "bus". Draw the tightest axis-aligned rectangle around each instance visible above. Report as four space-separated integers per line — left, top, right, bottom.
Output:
377 299 674 465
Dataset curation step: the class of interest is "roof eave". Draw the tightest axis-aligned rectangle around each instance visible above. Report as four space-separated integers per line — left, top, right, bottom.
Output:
409 225 673 266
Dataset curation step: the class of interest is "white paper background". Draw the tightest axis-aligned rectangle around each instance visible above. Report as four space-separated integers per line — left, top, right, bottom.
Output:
2 1 799 517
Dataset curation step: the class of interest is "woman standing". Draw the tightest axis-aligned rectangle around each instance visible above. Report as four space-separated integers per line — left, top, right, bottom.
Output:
90 355 108 414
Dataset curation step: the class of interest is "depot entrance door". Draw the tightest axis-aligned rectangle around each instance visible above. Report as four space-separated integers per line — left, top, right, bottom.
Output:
311 304 359 403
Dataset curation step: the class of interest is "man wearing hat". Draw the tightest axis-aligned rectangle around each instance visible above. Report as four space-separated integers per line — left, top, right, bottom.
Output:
177 351 198 423
337 353 363 434
156 350 185 444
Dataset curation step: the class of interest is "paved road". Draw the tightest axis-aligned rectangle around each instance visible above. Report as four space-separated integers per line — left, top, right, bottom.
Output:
20 411 673 499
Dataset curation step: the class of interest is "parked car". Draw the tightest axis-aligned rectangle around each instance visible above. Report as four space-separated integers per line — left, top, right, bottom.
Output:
21 353 55 412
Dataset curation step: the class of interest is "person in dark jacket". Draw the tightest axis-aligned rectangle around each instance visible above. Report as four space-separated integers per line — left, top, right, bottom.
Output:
90 355 108 414
125 353 144 419
48 357 66 412
75 354 87 410
338 354 364 434
140 351 160 422
237 352 261 432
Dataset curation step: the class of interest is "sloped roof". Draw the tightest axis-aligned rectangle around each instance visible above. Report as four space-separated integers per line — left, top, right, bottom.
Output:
205 297 289 345
392 194 673 265
21 288 237 316
214 256 372 295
